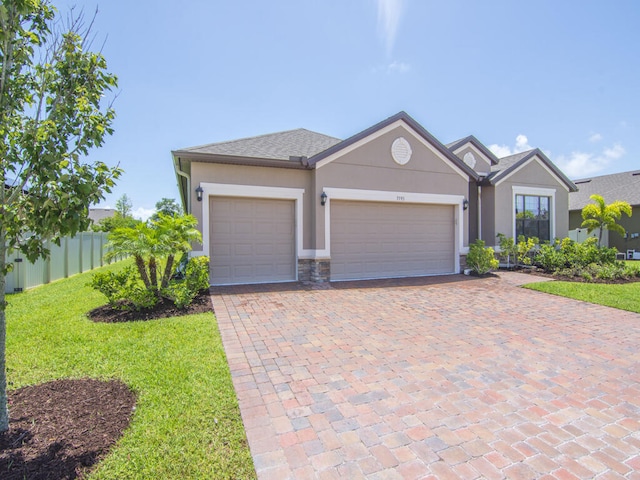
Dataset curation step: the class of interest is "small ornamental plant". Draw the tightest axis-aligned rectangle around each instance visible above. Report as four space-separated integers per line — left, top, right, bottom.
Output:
466 239 499 275
89 213 209 310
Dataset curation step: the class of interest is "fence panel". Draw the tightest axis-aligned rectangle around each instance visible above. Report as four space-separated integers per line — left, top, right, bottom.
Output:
4 232 111 293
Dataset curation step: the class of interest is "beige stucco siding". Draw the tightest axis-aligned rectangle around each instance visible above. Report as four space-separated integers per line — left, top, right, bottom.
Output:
493 159 570 240
314 127 469 250
190 162 314 250
480 186 496 244
455 146 492 175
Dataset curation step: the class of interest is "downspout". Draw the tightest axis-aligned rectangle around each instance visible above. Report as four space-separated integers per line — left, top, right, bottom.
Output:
477 184 482 241
174 157 191 214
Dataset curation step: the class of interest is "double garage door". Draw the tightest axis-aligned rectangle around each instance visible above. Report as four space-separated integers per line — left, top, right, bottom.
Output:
209 197 455 285
330 201 455 281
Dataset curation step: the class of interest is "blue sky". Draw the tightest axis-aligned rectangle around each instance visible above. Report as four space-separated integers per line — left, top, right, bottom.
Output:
57 0 640 219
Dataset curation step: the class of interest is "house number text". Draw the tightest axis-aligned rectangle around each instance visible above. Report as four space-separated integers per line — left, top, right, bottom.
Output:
397 196 405 201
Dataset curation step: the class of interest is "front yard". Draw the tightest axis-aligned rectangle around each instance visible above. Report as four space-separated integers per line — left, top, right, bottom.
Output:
524 277 640 313
4 261 255 479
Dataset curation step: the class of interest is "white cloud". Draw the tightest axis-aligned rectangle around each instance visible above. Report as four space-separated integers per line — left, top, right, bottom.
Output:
132 207 156 221
555 143 625 178
488 134 532 158
377 0 404 56
588 132 603 143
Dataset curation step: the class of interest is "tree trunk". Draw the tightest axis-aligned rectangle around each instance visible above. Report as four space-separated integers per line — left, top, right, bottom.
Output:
160 254 174 289
149 256 158 295
134 255 151 290
598 225 603 248
0 230 9 432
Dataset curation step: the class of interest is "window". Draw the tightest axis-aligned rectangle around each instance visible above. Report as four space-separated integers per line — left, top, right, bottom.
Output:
515 194 550 241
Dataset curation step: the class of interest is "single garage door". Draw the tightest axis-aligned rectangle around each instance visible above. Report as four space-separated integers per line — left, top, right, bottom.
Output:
210 197 296 285
330 200 455 281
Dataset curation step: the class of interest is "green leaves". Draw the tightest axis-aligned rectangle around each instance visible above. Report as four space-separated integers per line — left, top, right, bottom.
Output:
581 194 632 247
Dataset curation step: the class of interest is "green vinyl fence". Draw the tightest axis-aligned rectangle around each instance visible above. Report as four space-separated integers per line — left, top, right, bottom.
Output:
4 232 121 294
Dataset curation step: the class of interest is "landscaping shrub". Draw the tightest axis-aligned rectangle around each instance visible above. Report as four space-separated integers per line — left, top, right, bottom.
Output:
90 213 209 310
89 265 159 310
163 256 210 309
466 239 499 275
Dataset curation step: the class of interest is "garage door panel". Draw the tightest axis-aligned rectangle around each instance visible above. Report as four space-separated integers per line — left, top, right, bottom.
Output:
331 200 455 281
210 197 296 285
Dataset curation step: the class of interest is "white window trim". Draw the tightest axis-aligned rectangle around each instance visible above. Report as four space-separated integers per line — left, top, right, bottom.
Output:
512 186 556 240
320 187 464 273
194 183 305 270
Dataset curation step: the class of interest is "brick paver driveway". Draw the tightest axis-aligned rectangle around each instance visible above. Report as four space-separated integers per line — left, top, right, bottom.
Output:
211 273 640 479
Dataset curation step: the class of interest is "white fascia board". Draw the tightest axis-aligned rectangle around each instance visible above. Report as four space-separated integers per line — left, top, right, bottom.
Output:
319 187 464 272
197 182 306 263
495 155 570 192
512 185 557 240
315 120 470 181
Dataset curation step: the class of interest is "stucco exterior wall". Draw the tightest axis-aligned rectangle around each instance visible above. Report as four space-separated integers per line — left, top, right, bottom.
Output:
189 161 314 250
480 185 496 245
493 159 570 241
313 126 470 250
454 145 492 175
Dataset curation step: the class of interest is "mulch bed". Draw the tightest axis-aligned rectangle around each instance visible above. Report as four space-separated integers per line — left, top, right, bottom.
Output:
87 291 213 323
0 293 213 479
0 379 135 480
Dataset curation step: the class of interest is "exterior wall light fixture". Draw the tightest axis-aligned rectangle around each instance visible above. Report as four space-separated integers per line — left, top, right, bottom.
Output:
463 198 469 210
320 191 327 206
196 186 203 202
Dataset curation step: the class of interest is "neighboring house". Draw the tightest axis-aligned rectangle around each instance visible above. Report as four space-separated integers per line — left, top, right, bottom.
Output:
173 111 576 285
88 208 116 225
569 170 640 253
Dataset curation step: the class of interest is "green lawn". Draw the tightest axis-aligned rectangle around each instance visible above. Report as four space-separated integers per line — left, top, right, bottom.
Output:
5 261 256 479
524 279 640 313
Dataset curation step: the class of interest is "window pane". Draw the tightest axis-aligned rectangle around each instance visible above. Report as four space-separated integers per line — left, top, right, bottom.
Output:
515 195 551 241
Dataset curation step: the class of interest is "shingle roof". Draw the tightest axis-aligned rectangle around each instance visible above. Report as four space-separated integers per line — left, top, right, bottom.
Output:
175 128 341 161
569 170 640 210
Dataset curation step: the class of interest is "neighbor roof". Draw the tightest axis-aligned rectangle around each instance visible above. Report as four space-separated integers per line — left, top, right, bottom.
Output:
173 128 341 162
569 170 640 210
488 149 578 192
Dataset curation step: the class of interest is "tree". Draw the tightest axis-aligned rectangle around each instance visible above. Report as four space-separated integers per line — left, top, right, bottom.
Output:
0 1 121 432
105 213 202 297
93 214 140 232
151 197 182 221
115 193 133 218
581 194 632 247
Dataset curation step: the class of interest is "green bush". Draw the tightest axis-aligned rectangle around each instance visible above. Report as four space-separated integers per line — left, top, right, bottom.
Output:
466 240 499 275
163 256 210 309
89 265 159 310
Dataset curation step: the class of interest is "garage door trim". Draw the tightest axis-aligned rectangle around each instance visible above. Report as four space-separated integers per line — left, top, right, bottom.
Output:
322 187 465 273
198 183 306 272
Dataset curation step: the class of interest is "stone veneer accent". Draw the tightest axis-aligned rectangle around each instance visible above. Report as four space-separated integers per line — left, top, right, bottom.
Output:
298 259 330 283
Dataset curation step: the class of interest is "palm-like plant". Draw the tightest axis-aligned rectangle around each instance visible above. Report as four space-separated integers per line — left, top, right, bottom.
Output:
105 213 202 296
153 213 202 289
581 194 632 247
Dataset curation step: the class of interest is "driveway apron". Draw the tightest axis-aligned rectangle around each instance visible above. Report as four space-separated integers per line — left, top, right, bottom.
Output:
211 273 640 479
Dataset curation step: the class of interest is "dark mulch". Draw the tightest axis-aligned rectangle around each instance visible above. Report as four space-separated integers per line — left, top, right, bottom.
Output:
88 291 213 323
0 379 136 480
